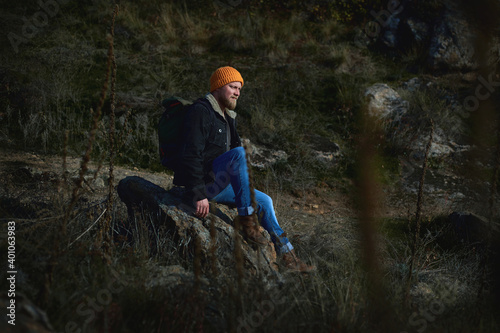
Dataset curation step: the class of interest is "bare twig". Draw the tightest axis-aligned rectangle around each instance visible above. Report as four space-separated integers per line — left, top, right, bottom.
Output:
67 209 107 249
406 119 434 301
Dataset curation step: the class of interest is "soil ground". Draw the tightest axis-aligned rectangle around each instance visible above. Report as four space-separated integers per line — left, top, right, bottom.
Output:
1 147 496 237
1 147 499 332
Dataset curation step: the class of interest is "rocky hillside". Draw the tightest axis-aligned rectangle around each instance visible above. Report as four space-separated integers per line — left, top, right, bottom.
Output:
0 0 499 332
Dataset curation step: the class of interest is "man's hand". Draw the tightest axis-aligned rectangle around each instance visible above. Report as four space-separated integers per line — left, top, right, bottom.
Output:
195 198 210 218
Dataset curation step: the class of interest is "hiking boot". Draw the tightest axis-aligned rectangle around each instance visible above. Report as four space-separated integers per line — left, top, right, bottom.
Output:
282 250 316 273
236 215 267 245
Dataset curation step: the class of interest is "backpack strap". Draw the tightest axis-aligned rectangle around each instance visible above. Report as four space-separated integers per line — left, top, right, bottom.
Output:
193 97 217 142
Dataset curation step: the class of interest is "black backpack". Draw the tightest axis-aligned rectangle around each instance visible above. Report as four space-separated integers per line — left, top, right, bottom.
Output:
158 96 215 170
158 96 193 170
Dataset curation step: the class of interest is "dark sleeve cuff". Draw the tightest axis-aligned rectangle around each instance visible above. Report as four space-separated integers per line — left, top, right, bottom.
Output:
182 185 207 207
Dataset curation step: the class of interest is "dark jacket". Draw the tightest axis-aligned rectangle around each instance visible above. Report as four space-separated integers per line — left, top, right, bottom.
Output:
173 94 241 200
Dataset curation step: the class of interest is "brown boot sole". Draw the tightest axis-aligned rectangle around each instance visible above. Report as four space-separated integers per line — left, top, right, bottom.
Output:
241 232 268 246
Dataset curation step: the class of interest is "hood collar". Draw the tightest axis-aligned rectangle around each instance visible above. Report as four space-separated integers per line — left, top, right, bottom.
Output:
206 93 237 119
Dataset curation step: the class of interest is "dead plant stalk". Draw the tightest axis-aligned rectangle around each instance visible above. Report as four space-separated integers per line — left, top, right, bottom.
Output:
101 3 119 257
406 119 434 301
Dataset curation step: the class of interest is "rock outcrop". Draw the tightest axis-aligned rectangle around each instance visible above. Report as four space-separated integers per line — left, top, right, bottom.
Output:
374 0 499 71
116 176 281 283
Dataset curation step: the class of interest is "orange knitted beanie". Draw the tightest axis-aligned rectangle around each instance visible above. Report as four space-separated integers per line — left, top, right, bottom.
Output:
209 66 244 92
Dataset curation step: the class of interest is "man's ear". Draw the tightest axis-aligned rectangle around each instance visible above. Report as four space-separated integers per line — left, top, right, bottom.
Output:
212 88 221 100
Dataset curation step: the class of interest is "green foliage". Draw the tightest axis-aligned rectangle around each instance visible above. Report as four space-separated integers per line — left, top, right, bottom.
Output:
1 0 376 182
330 0 385 23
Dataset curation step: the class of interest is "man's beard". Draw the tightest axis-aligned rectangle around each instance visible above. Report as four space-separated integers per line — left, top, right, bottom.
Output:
223 96 237 110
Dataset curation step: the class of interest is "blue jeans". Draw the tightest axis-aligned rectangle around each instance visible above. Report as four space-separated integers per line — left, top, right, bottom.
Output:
206 147 293 254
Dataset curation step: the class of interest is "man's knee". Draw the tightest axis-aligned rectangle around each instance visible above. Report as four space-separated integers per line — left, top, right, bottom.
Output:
232 146 246 160
256 192 273 208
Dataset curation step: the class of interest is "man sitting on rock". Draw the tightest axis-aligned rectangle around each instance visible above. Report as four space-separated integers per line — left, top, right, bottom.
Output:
172 66 315 273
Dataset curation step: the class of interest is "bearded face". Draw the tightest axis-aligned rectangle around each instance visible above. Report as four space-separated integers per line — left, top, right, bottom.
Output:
214 81 241 110
222 94 237 110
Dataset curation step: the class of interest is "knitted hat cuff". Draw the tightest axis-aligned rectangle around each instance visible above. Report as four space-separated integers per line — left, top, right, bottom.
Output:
210 66 244 92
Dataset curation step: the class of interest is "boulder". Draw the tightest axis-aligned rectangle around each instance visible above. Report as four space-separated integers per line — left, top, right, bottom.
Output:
116 176 281 282
364 83 409 120
242 138 288 169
